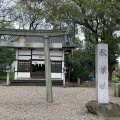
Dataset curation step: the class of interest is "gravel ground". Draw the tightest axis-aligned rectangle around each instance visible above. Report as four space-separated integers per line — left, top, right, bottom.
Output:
0 84 120 120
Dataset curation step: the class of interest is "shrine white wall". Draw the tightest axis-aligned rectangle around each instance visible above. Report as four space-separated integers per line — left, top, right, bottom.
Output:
14 48 64 80
51 73 62 79
17 72 30 78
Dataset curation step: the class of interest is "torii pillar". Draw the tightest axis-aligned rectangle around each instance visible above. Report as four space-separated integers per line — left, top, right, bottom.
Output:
44 35 53 102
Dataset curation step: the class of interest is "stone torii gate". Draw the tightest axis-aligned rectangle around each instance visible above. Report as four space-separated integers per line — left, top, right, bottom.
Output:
0 28 65 103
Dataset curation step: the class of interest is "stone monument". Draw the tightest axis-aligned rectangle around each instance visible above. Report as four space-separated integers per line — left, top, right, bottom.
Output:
96 44 109 103
86 43 120 117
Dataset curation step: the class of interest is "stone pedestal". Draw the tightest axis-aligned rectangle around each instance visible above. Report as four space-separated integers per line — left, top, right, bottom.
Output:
86 101 120 117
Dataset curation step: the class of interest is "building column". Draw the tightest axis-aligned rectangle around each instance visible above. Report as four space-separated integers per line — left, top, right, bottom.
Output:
14 49 18 80
44 35 53 103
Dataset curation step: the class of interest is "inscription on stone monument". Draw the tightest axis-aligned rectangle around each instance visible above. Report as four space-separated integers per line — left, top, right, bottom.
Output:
99 49 107 56
99 65 107 74
99 82 107 89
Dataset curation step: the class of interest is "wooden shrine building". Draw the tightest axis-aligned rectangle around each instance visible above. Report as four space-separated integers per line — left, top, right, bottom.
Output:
0 29 75 86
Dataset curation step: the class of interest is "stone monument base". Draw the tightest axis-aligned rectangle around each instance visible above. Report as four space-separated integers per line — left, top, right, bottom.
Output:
86 100 120 117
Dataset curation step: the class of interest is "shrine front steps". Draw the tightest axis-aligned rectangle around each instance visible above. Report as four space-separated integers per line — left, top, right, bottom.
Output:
10 79 63 86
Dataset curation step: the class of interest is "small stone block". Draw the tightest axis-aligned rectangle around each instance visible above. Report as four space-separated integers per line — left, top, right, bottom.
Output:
114 83 120 97
86 100 120 117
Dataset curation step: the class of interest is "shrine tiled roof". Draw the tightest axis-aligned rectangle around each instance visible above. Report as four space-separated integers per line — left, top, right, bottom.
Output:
7 34 75 48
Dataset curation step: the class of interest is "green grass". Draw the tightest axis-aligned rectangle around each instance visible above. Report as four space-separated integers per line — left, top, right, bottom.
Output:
112 76 118 81
112 75 120 82
0 72 14 80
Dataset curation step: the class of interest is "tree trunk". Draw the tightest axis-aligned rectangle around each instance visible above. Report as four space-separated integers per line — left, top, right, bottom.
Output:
109 65 113 82
68 68 71 82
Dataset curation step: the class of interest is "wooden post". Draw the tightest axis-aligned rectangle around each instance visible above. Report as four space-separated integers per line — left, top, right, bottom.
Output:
77 78 80 86
44 35 53 103
114 83 120 97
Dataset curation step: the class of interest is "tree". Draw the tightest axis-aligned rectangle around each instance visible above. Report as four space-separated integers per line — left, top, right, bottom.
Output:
0 47 15 73
0 34 15 73
11 0 52 30
45 0 120 81
65 38 95 81
0 0 15 72
0 0 16 28
0 31 15 73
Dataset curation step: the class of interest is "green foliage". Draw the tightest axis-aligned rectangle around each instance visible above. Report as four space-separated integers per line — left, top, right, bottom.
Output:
112 76 118 81
72 61 90 81
65 39 95 81
0 47 15 71
114 66 120 82
0 14 15 71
